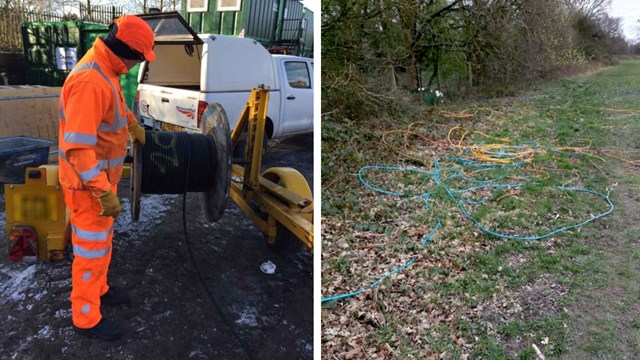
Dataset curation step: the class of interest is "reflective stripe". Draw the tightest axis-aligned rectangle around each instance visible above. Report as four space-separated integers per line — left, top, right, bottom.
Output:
60 149 123 170
97 155 126 170
90 63 127 133
81 303 90 314
64 132 97 145
99 115 128 133
78 165 101 183
69 62 97 76
69 61 127 133
82 271 92 282
73 244 110 259
72 224 108 241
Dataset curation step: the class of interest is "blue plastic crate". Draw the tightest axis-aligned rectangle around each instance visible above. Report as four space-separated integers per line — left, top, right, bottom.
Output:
0 136 54 184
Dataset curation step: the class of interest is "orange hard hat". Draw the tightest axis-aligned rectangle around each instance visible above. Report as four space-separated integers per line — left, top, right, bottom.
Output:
112 15 156 62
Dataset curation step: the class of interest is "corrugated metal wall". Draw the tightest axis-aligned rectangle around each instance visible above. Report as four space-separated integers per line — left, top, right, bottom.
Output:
277 0 303 42
301 8 313 57
181 0 312 56
184 0 248 36
245 0 278 43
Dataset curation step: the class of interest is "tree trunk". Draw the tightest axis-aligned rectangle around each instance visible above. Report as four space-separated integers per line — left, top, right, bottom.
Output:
389 65 397 91
406 54 418 90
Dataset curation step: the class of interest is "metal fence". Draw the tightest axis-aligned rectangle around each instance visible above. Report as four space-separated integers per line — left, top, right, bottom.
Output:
0 87 61 143
79 3 123 25
0 3 122 53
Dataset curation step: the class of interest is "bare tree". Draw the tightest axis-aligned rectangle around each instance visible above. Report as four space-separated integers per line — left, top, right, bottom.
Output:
562 0 611 19
112 0 180 14
5 0 54 11
321 0 631 123
633 19 640 44
45 0 115 16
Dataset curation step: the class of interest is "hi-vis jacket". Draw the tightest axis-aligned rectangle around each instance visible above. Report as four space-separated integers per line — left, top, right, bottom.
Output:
58 37 136 192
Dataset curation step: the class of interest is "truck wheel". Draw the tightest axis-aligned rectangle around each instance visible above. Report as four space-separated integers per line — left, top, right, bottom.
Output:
232 130 269 163
261 167 312 252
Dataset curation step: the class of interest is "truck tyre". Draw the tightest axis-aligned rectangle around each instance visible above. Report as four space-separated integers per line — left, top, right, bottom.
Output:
232 130 269 163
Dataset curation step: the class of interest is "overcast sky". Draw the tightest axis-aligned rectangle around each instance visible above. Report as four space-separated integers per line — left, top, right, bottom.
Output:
609 0 640 41
301 0 318 13
300 1 638 39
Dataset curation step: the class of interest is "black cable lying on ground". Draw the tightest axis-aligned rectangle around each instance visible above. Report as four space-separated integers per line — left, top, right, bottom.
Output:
135 129 255 358
180 138 258 360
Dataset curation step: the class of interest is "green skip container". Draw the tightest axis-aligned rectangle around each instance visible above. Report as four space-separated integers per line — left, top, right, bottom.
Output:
21 20 140 107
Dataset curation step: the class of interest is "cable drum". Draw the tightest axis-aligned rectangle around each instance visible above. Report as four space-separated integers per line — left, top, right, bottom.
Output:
140 131 217 194
130 103 232 223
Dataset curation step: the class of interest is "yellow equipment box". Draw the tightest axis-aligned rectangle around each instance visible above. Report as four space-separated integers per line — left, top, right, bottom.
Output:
5 165 68 262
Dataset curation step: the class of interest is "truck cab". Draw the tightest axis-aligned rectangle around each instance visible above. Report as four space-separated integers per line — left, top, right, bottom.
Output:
135 12 313 139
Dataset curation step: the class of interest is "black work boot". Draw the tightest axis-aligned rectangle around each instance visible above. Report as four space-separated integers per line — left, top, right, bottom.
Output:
101 287 131 306
73 318 122 341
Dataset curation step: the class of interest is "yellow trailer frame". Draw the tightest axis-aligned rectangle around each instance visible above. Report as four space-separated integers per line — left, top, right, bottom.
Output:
229 88 313 251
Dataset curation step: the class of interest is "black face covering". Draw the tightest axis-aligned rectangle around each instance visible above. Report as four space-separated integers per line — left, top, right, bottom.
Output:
103 24 145 61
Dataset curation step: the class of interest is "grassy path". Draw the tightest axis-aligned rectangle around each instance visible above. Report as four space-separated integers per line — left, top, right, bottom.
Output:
558 61 640 359
321 60 640 359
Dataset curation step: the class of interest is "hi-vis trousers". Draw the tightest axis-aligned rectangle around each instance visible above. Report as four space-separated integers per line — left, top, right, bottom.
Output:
63 185 116 329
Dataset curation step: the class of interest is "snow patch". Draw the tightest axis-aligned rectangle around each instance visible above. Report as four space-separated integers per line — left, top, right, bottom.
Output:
36 325 52 339
33 289 47 301
0 264 37 303
155 310 173 319
235 307 259 327
189 350 204 358
55 308 71 318
114 195 175 241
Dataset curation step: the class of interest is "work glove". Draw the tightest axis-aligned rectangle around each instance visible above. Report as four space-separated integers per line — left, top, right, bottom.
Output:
96 191 121 218
128 122 146 146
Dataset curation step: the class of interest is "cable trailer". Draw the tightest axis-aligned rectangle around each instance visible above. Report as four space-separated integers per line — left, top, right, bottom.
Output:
128 86 313 252
228 87 313 251
5 87 313 263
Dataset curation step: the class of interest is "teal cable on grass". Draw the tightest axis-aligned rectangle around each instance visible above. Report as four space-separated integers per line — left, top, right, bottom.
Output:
432 158 614 241
321 217 441 303
321 155 614 304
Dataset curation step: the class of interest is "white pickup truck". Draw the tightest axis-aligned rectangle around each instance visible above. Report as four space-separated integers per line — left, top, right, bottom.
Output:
135 12 314 139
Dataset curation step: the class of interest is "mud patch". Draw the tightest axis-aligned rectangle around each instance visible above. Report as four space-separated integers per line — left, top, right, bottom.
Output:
471 274 567 355
514 274 568 322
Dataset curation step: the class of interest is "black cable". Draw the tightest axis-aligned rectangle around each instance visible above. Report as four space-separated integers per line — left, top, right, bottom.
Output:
141 131 216 194
180 142 257 360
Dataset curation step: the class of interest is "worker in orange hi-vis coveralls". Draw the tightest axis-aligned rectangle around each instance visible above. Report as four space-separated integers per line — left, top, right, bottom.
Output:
58 15 155 341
